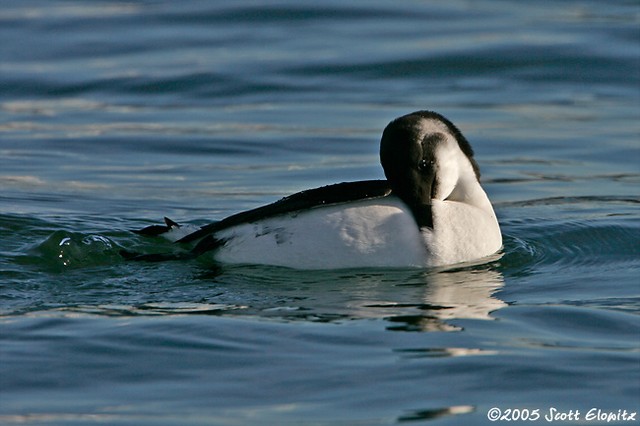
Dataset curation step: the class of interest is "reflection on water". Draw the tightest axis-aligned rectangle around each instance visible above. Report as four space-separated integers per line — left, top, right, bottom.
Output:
24 260 506 334
397 405 475 423
382 266 506 332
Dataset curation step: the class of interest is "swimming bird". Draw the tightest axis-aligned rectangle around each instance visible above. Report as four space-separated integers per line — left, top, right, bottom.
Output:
122 111 502 269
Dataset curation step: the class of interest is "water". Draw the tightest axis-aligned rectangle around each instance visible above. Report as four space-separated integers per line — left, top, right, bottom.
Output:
1 1 639 424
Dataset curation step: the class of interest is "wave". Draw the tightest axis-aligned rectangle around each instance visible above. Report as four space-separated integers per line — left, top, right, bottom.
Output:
499 196 640 273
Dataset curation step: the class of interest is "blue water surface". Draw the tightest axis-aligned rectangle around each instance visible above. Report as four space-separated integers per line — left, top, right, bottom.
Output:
1 1 639 425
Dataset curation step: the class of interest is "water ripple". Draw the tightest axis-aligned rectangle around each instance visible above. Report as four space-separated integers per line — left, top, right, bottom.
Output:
499 196 640 274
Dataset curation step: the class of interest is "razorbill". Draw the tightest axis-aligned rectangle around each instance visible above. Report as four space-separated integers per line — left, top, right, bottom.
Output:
122 111 502 269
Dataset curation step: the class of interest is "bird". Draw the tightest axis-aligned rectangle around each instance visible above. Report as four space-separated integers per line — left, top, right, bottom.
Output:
122 110 502 269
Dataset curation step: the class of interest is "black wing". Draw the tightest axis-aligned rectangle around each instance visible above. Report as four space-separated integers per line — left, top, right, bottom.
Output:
177 180 392 244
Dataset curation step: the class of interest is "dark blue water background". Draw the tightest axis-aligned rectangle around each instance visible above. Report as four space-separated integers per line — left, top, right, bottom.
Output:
1 1 639 425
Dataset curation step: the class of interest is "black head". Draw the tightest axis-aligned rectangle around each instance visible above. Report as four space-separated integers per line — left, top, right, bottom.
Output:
379 111 480 225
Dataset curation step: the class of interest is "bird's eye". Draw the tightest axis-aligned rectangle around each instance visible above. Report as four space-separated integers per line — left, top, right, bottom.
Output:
418 159 433 172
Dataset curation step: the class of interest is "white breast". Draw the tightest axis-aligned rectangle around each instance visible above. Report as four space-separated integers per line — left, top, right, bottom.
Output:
422 199 502 266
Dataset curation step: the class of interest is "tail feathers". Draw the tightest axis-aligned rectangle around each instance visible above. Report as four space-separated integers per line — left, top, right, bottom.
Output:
133 217 181 237
119 249 197 262
120 235 226 262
